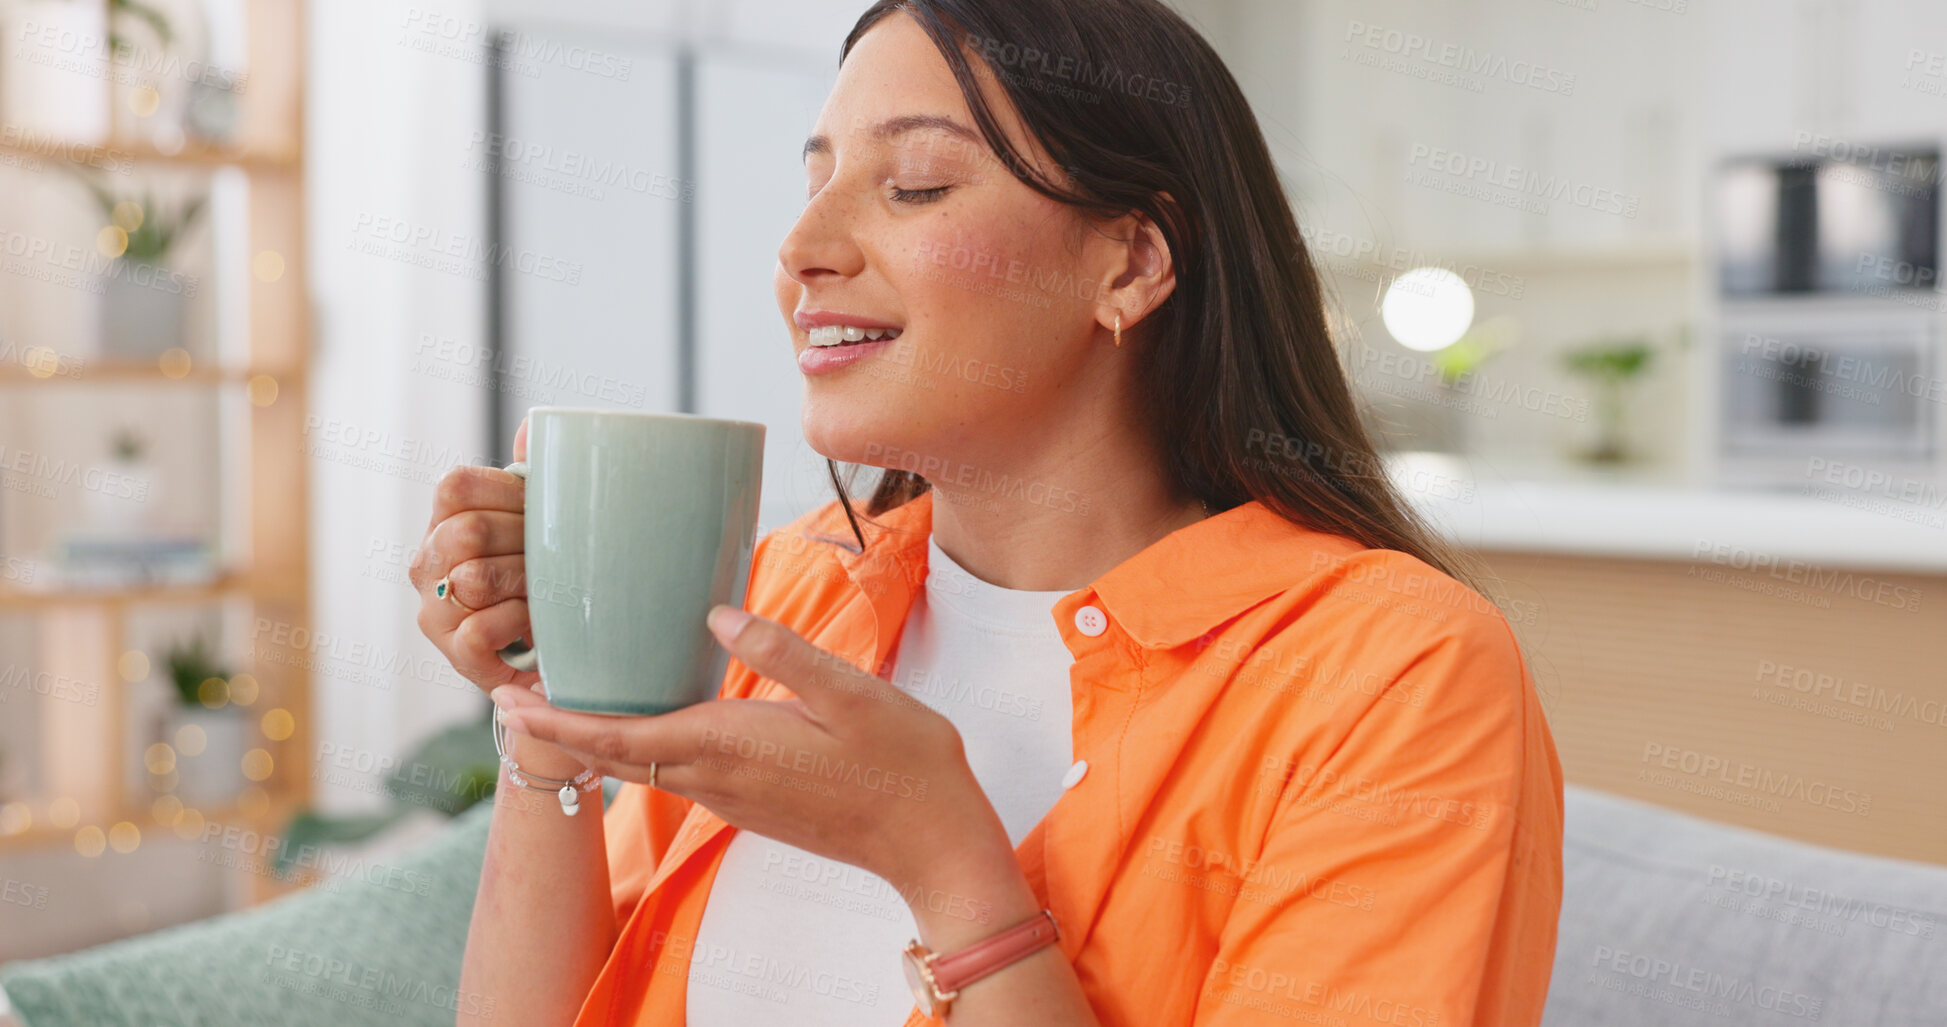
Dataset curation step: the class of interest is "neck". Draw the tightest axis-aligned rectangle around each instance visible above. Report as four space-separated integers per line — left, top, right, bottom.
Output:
923 419 1206 593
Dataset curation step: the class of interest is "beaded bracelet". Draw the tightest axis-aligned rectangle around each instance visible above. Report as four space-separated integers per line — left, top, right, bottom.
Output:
492 695 601 815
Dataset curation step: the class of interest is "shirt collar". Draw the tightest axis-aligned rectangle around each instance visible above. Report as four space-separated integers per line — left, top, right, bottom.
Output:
808 489 1364 651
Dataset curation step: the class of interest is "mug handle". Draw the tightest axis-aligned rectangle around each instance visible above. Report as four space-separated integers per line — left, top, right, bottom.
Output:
496 460 539 673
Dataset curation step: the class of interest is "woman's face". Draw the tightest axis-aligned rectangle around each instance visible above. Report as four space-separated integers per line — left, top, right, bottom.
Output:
775 14 1119 473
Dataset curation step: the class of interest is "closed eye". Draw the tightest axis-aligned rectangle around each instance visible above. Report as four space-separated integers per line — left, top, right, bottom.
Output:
891 185 950 204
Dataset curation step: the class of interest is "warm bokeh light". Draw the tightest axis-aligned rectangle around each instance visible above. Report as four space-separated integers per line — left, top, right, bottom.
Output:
229 673 261 705
175 723 208 757
151 795 185 826
159 348 193 378
118 650 152 683
173 808 207 841
109 822 142 854
48 797 80 829
22 346 59 379
0 803 30 835
74 825 107 858
1381 267 1476 353
198 676 229 708
253 250 287 282
144 742 177 775
111 200 145 232
261 707 295 741
241 748 274 782
248 374 280 406
96 225 129 258
129 85 161 117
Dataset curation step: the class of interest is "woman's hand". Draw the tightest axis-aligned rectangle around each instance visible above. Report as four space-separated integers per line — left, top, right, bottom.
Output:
410 417 538 699
488 606 1017 897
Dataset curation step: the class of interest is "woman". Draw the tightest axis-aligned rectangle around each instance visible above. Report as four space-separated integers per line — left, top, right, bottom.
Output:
413 1 1564 1024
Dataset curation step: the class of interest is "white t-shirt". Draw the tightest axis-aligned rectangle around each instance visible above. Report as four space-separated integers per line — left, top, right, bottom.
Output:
685 533 1076 1024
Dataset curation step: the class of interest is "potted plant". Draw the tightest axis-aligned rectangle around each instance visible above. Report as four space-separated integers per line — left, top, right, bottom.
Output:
160 633 247 807
81 425 161 537
72 173 207 360
1562 337 1656 464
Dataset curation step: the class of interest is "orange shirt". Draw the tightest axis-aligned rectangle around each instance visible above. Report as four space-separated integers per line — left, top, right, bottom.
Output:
573 490 1563 1027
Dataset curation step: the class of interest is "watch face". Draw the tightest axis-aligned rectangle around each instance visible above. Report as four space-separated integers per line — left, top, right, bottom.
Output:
902 948 943 1014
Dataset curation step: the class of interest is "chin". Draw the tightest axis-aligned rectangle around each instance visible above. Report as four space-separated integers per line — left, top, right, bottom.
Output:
801 391 919 470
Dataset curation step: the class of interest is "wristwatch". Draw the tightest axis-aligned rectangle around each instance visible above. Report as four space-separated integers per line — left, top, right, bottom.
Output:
902 910 1061 1017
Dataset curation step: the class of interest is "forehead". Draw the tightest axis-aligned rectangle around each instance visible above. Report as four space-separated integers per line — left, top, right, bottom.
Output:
808 12 1034 166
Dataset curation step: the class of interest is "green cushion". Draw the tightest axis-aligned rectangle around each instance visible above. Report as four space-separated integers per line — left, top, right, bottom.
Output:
0 784 614 1027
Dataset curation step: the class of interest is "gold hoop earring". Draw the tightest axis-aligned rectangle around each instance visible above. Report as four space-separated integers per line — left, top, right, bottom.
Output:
1114 312 1123 348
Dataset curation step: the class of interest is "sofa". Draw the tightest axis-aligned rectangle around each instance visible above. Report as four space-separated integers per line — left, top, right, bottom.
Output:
2 785 1942 1025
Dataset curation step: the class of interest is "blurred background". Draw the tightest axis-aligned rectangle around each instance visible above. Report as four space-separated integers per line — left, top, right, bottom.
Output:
0 0 1941 1023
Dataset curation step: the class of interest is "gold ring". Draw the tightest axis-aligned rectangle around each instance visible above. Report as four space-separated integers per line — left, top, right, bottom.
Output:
649 762 658 790
435 576 474 612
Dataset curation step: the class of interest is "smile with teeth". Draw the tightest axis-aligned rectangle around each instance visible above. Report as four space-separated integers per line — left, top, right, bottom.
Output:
808 325 904 347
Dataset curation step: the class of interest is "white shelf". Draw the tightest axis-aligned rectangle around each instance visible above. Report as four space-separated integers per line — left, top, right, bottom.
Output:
1390 452 1947 575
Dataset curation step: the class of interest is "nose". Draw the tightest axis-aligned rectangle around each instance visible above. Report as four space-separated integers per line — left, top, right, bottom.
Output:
778 187 866 287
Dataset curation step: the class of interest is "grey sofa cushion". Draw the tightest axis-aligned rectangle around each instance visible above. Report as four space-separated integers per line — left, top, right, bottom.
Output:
1546 786 1947 1026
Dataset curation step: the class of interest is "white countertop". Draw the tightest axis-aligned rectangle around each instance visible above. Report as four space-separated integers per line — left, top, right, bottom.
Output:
1387 452 1947 575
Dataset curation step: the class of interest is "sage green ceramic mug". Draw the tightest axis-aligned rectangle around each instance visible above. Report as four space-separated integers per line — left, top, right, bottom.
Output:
495 407 765 715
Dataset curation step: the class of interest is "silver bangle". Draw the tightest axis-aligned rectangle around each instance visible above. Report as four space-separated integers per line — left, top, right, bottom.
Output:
493 697 601 815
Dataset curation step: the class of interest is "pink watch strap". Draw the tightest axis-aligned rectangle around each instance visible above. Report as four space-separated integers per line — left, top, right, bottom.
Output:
929 911 1061 995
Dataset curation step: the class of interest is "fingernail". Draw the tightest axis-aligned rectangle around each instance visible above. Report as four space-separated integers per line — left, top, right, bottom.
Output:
708 605 753 642
489 686 518 712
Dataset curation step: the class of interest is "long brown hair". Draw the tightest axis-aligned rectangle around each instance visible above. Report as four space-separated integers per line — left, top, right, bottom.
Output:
825 0 1471 584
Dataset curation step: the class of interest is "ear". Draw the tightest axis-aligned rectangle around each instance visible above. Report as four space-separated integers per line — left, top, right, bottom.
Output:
1092 195 1179 342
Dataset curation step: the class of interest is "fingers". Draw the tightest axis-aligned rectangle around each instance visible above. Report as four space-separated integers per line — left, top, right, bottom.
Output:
706 606 889 713
513 415 529 462
443 554 525 610
437 598 539 690
410 510 526 590
426 465 525 533
492 687 715 780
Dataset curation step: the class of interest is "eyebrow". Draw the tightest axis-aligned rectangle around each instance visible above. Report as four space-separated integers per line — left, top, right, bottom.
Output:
802 114 983 160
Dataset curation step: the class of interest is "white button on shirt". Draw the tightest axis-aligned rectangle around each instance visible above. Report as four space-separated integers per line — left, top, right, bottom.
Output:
687 534 1077 1025
1074 604 1108 636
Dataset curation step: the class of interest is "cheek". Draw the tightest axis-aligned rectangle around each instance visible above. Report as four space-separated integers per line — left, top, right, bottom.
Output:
896 222 1071 333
